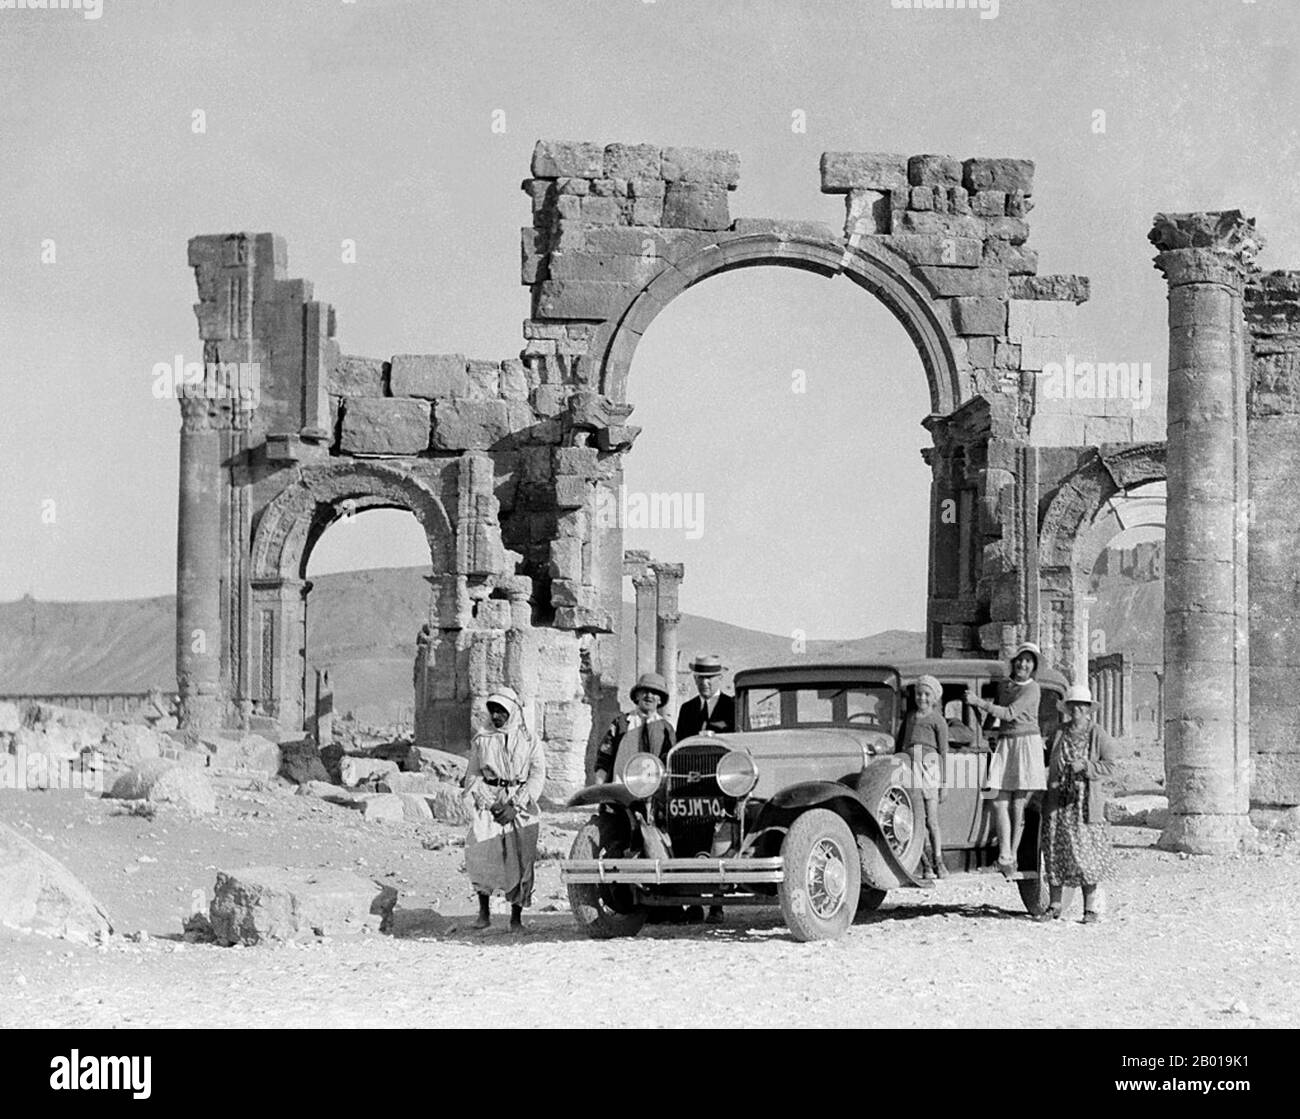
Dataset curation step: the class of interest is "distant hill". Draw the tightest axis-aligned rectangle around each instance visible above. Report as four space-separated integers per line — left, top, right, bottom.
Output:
0 551 1166 725
0 568 925 726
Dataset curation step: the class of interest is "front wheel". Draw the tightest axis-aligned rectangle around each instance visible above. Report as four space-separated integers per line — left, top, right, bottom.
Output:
778 809 860 942
1017 805 1049 916
566 816 648 939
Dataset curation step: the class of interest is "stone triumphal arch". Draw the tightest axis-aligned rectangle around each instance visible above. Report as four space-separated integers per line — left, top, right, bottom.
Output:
175 141 1300 848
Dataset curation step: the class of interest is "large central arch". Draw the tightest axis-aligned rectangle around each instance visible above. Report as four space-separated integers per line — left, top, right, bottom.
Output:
596 234 968 415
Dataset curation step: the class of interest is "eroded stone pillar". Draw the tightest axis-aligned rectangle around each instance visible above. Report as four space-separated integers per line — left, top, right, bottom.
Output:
176 396 226 729
632 571 657 678
1150 210 1261 853
651 561 684 711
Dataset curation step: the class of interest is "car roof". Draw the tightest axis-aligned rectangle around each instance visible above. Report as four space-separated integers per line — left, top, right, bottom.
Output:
733 658 1068 690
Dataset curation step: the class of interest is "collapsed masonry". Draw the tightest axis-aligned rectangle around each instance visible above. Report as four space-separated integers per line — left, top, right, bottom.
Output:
173 140 1300 840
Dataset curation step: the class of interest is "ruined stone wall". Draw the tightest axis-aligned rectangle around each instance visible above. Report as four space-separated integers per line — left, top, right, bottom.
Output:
1246 271 1300 808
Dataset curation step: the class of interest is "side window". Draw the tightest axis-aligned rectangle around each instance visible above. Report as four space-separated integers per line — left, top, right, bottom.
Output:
1038 688 1061 742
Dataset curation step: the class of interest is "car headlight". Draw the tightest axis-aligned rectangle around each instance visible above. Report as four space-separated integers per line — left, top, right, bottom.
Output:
715 750 759 797
623 753 665 799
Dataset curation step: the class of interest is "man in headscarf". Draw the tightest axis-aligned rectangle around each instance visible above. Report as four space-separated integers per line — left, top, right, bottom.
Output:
462 686 546 932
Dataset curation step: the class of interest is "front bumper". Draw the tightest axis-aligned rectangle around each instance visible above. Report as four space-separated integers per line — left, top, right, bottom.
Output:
561 857 785 886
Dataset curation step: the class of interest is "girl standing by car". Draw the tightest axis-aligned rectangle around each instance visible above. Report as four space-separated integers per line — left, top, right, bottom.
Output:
1037 684 1118 923
966 641 1047 878
899 674 948 880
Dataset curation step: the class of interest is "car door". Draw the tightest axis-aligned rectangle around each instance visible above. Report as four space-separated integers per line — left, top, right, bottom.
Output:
935 678 985 848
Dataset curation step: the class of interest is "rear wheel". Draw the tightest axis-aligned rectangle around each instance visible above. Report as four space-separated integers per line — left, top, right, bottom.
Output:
778 809 860 942
566 815 648 939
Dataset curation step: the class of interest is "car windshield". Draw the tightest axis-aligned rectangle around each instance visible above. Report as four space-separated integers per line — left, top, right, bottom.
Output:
743 684 895 731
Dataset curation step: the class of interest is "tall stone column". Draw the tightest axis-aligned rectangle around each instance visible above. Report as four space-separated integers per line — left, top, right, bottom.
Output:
1150 211 1261 853
176 396 226 729
651 562 684 711
632 571 658 678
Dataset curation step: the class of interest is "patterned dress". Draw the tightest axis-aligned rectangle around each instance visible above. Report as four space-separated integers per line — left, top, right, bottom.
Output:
1044 727 1117 887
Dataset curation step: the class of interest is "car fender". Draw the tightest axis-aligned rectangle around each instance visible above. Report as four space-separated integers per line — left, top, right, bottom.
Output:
850 758 926 889
756 779 922 889
566 783 643 810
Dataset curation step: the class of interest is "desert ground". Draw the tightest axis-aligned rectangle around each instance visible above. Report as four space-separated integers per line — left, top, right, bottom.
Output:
2 778 1296 1030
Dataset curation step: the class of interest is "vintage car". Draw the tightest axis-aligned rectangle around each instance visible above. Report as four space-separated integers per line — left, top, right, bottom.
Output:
561 659 1068 941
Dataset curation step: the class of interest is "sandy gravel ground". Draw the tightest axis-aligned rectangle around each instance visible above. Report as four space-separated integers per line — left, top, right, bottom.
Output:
1 783 1296 1029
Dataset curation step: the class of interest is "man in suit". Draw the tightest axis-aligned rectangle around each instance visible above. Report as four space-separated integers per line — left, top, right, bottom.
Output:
675 654 737 739
675 654 735 925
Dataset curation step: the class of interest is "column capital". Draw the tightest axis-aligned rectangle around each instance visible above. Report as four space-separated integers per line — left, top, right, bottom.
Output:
649 560 684 584
1150 210 1263 287
631 571 658 591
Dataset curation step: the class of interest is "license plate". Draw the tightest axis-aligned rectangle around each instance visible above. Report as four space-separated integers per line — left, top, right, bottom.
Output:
668 795 726 819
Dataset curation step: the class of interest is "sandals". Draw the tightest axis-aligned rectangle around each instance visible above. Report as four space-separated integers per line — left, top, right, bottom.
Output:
1034 905 1062 923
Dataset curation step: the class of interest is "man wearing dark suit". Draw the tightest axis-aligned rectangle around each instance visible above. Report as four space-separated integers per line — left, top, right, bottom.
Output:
675 654 737 739
674 654 735 926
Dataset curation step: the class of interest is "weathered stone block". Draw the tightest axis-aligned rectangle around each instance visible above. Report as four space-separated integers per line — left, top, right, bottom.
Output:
534 280 630 320
499 358 529 400
971 190 1008 217
661 182 730 231
465 359 500 400
983 241 1039 274
579 195 623 225
984 217 1031 244
963 158 1035 194
918 266 1009 299
209 866 395 945
1009 274 1090 304
878 234 982 268
530 385 568 416
544 701 593 743
1018 336 1069 372
531 140 604 179
908 154 962 186
340 756 400 787
476 598 512 630
339 398 431 455
820 151 908 192
330 355 386 397
0 821 114 941
845 190 891 238
661 146 740 186
899 210 986 239
604 143 661 180
555 476 589 509
1007 299 1077 341
951 297 1007 336
548 251 661 284
390 354 468 399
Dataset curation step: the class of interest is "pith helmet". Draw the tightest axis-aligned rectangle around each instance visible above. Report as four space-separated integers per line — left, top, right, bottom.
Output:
631 672 670 707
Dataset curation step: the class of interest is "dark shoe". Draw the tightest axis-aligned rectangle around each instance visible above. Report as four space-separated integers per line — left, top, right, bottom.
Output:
1034 905 1063 923
933 859 948 879
684 905 705 924
473 894 491 930
1082 910 1101 925
705 906 724 925
509 905 525 933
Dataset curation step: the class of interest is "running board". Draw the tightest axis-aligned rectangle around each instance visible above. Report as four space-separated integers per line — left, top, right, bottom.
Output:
562 857 785 886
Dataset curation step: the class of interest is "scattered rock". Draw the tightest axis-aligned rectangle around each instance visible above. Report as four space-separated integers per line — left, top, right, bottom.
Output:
1104 794 1169 829
1250 805 1300 835
278 738 331 785
208 866 397 945
397 793 434 822
99 722 166 770
428 781 472 826
200 732 282 778
377 771 443 795
181 911 215 943
340 756 399 788
0 820 114 941
359 793 405 824
369 740 422 771
417 747 468 781
107 759 217 815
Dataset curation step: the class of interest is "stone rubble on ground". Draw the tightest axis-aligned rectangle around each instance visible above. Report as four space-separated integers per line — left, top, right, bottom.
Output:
207 866 397 946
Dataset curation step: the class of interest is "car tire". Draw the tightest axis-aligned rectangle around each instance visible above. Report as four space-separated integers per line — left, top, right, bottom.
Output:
566 816 648 939
778 809 860 942
856 784 926 890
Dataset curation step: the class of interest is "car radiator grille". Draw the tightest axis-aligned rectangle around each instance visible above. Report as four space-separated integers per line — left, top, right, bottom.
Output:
665 741 729 857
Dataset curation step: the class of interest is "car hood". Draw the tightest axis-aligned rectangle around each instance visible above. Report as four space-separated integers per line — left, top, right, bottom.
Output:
680 726 892 761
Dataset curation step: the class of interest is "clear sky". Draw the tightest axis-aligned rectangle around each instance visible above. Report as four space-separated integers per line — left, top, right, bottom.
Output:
2 0 1297 638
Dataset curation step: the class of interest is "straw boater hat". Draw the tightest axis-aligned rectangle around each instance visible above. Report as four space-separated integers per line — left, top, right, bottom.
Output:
630 672 670 707
688 655 726 677
1063 684 1096 707
1010 641 1041 673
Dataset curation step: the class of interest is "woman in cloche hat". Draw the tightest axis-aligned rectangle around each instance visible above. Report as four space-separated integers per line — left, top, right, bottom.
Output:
966 641 1048 878
593 672 676 786
1037 683 1118 923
